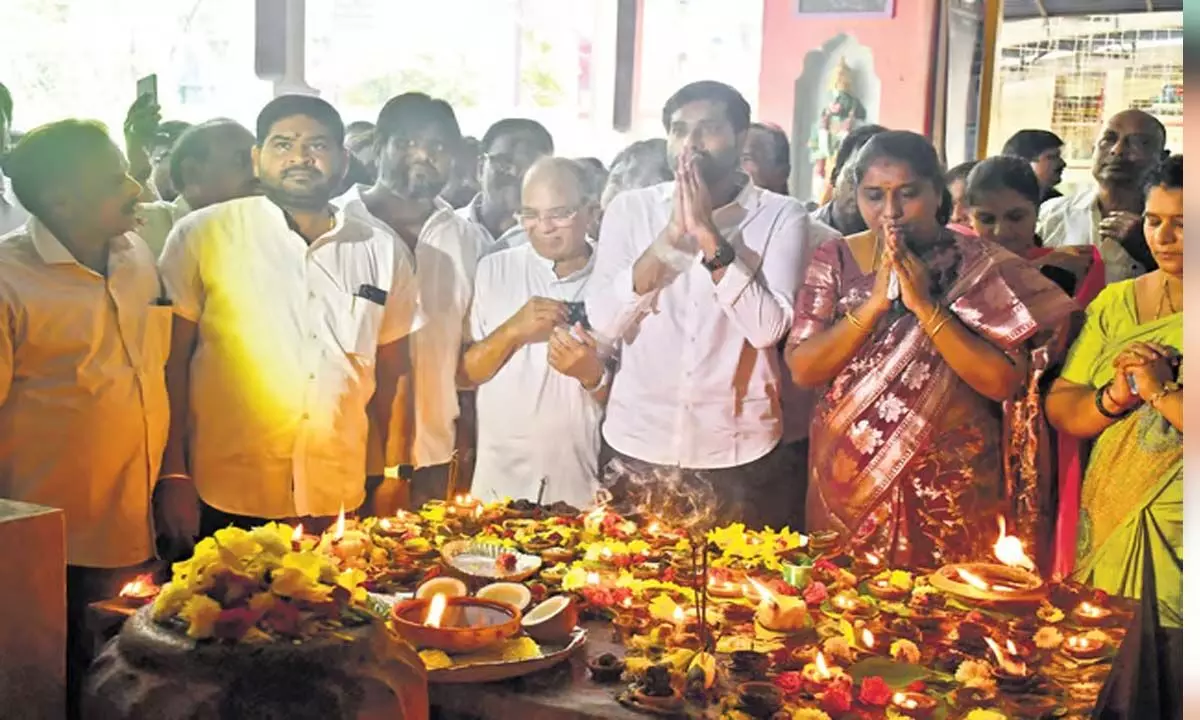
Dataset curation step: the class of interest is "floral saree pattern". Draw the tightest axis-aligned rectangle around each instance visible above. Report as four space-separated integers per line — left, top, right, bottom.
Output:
790 230 1075 568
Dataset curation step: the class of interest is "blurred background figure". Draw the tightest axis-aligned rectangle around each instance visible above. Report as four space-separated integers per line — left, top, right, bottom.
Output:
1002 129 1067 201
811 123 886 236
600 138 672 210
441 135 482 210
945 160 977 229
741 121 790 195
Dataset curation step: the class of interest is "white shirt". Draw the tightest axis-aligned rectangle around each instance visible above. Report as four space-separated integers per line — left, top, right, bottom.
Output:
136 195 192 259
469 243 602 508
457 193 529 257
159 196 421 518
336 187 485 469
0 173 29 236
1038 185 1145 283
586 181 837 469
0 219 169 567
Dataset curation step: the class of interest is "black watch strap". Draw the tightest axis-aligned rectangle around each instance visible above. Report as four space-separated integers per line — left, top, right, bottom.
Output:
701 241 736 271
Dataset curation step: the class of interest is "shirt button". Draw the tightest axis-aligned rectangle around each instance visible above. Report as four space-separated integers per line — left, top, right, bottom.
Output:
308 373 316 380
310 333 317 340
302 413 309 420
309 292 315 299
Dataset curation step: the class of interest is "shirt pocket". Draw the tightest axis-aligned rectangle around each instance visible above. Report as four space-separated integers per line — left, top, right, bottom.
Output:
337 292 386 358
142 305 174 371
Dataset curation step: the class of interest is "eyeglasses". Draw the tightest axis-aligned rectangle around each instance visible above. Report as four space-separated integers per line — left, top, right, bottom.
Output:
516 206 581 227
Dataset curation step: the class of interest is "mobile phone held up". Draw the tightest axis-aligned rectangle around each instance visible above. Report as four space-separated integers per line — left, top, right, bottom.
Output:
136 74 158 105
564 301 590 330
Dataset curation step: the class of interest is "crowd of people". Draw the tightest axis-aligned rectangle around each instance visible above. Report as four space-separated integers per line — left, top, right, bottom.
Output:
0 77 1182 716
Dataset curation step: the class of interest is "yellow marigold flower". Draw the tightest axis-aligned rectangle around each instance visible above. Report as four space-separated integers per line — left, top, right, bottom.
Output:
561 566 589 591
152 581 192 621
888 570 914 592
180 594 223 639
792 709 832 720
249 522 294 557
247 591 277 615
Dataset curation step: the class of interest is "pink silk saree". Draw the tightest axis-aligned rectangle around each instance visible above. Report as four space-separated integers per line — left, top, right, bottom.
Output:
790 229 1076 568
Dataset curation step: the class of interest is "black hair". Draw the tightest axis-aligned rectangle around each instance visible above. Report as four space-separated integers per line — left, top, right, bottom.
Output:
255 94 344 146
945 160 977 186
375 92 461 145
661 80 751 134
167 119 250 191
606 138 673 198
853 131 951 224
0 81 12 124
965 155 1042 209
1001 129 1064 161
1144 153 1183 192
6 119 114 218
480 118 553 155
829 123 886 186
573 157 609 201
152 120 192 153
346 120 375 136
749 122 791 172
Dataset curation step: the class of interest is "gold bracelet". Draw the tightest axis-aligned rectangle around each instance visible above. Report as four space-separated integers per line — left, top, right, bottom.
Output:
920 305 942 332
926 313 951 339
1146 381 1182 407
845 310 869 333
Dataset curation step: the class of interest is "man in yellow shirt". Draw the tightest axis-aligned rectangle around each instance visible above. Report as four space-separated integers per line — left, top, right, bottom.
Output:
0 119 169 717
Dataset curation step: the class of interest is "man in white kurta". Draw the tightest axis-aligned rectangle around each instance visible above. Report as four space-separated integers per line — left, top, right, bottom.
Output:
462 158 607 508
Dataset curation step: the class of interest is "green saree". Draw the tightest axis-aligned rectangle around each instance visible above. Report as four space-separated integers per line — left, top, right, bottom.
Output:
1059 280 1183 628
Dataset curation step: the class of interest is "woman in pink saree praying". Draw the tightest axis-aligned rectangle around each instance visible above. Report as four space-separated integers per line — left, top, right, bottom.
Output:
786 132 1077 568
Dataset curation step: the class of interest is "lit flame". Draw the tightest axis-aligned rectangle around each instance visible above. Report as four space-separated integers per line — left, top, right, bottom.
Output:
292 524 303 543
814 652 832 679
1077 601 1105 617
621 596 633 609
893 693 918 709
119 574 156 598
647 521 660 534
586 571 601 586
746 577 776 604
601 547 613 559
993 516 1036 572
474 504 484 518
424 593 448 628
379 518 392 531
672 605 685 624
798 534 809 548
984 636 1028 676
957 568 992 592
334 502 346 540
862 628 876 648
1006 639 1019 656
865 552 881 566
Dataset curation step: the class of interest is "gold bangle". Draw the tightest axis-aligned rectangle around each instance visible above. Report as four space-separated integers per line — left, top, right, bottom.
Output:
920 305 942 331
845 310 869 333
927 314 951 339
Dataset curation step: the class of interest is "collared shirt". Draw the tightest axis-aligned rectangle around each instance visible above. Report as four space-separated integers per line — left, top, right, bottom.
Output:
457 193 529 257
469 243 602 508
0 173 30 236
0 219 168 567
586 179 838 469
159 196 421 518
1038 185 1145 283
336 187 484 469
136 195 192 258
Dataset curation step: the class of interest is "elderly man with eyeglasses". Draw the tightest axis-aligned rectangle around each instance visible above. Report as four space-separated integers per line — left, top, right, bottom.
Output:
457 157 608 508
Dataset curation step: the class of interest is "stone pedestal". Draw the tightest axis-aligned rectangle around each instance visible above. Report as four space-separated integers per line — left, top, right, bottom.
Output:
84 607 429 720
0 500 66 720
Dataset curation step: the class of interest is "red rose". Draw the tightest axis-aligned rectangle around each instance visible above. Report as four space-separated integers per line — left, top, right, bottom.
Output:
820 683 853 714
906 680 926 692
803 581 829 606
859 676 891 706
774 671 804 696
1092 589 1110 605
813 558 839 575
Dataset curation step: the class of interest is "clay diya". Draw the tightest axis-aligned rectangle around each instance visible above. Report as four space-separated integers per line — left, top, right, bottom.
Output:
736 682 784 718
587 652 626 683
800 651 846 693
728 650 770 681
720 603 757 625
540 546 576 565
391 594 521 654
985 637 1035 693
866 575 911 601
1063 632 1110 661
1072 601 1114 627
890 691 938 719
612 614 651 641
623 664 683 714
707 577 744 599
807 530 840 555
830 592 876 619
117 575 159 607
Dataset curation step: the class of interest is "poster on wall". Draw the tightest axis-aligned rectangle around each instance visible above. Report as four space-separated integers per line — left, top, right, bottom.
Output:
795 0 895 18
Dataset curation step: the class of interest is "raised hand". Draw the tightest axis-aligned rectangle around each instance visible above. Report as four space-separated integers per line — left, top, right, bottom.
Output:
507 297 567 344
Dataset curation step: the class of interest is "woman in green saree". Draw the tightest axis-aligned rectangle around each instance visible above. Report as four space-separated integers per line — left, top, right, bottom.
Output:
1046 154 1183 716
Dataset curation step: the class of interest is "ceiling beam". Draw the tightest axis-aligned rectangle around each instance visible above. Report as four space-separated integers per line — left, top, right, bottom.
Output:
1034 0 1049 18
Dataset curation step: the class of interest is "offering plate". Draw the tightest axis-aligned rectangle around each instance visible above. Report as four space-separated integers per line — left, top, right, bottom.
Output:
929 562 1047 606
440 540 543 583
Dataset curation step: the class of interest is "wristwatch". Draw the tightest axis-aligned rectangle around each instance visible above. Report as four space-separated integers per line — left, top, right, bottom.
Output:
701 240 736 271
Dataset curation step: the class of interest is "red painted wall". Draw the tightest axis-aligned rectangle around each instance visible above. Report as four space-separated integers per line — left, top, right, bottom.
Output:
757 0 940 135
